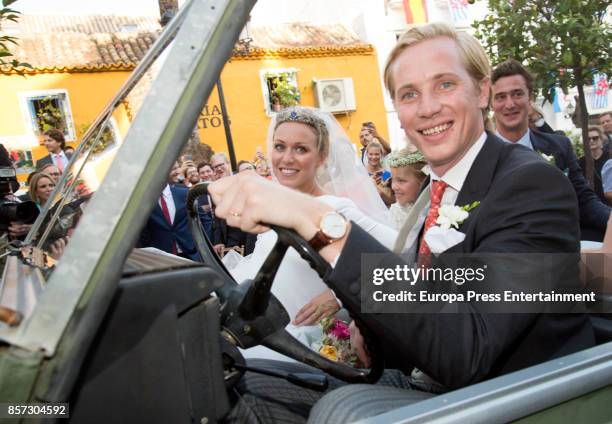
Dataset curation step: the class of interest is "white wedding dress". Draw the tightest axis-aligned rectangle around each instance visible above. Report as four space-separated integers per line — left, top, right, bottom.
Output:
228 194 397 361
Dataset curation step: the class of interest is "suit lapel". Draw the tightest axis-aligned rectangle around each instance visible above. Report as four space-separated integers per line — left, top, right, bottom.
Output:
530 131 544 152
454 133 507 231
153 202 171 230
170 186 183 229
530 130 568 173
455 134 504 205
393 184 430 254
394 134 508 256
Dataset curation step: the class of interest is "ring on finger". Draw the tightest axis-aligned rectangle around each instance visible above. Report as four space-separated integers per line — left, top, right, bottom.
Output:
231 211 241 218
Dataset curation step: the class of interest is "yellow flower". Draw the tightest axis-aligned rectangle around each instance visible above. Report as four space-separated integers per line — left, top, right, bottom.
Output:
319 345 338 362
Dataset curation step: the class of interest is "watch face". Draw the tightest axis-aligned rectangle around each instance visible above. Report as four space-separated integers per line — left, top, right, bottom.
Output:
321 212 347 239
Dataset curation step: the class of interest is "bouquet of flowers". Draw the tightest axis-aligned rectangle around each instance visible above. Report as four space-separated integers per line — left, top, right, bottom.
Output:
316 316 359 366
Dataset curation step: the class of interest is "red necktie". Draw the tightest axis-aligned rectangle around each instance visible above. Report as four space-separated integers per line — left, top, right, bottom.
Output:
416 180 448 268
159 194 177 254
55 154 64 173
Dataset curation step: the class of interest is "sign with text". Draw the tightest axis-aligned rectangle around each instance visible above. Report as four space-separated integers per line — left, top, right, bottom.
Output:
198 104 224 129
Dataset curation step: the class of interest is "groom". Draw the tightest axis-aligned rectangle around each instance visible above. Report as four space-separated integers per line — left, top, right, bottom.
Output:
211 23 595 423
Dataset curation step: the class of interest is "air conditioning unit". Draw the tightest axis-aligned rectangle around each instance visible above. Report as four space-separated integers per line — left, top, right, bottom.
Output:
314 78 356 113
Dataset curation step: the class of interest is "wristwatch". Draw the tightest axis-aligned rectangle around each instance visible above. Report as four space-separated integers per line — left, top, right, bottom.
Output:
308 211 348 251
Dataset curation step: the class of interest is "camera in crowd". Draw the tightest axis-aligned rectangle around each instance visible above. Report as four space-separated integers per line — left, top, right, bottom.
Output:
0 167 39 233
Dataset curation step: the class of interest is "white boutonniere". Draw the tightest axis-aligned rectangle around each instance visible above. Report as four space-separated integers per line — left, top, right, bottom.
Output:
538 151 556 166
424 201 480 255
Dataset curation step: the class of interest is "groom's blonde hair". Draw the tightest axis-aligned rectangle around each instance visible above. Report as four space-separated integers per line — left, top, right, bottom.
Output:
384 23 491 102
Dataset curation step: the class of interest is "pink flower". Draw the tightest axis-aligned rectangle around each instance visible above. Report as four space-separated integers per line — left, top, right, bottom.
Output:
330 320 350 340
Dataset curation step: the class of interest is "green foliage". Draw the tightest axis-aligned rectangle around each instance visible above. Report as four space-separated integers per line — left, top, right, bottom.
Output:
0 0 31 70
35 97 66 133
473 0 611 102
473 0 611 184
570 132 584 158
79 122 116 155
265 72 300 108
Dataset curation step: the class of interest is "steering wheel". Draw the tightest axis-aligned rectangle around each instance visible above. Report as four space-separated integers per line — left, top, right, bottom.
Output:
186 183 383 384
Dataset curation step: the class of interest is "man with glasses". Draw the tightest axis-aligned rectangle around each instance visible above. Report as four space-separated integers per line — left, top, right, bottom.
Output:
38 164 61 183
492 59 610 241
210 152 232 180
580 126 609 204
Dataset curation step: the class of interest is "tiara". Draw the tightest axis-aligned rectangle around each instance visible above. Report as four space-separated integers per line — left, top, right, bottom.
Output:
387 150 427 168
275 107 326 130
274 107 330 155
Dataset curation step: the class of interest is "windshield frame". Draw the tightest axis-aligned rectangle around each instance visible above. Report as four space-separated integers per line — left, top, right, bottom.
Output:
22 9 183 250
1 0 255 360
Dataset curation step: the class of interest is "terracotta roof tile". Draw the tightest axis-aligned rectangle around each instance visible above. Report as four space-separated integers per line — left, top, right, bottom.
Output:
249 22 362 49
4 15 161 71
14 14 160 34
3 16 364 73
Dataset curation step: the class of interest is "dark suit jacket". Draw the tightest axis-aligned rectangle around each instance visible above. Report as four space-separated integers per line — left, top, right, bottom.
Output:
35 151 72 170
578 147 609 205
533 121 555 134
196 194 214 241
138 185 202 261
530 130 610 239
212 217 256 256
327 134 595 390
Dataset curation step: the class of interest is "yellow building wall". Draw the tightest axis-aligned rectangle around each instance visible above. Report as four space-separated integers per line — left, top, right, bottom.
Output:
0 47 388 182
0 70 131 140
0 70 131 182
198 49 389 164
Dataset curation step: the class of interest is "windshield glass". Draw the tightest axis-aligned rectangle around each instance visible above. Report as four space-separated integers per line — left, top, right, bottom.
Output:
24 47 171 266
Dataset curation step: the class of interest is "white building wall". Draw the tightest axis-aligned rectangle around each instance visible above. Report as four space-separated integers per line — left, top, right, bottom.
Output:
248 0 493 148
250 1 609 144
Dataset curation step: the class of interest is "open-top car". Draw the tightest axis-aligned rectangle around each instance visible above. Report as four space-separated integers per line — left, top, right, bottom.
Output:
1 1 611 423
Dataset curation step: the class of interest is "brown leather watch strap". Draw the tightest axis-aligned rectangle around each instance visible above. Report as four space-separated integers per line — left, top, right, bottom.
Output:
308 230 334 251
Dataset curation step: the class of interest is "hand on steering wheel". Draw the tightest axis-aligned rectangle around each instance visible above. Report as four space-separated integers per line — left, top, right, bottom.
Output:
186 181 383 384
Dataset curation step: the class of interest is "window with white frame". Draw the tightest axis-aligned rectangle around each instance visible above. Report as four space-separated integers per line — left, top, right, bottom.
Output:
18 89 77 141
260 68 300 114
85 118 121 156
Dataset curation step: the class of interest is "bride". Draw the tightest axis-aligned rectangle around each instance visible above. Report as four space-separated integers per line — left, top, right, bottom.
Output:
229 106 397 360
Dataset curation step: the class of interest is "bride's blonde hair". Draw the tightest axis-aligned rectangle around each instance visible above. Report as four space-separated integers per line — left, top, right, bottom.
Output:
273 106 330 159
267 106 393 225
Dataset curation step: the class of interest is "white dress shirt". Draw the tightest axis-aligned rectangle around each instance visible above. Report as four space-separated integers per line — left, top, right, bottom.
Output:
51 150 70 170
429 131 488 207
159 184 176 224
496 129 533 150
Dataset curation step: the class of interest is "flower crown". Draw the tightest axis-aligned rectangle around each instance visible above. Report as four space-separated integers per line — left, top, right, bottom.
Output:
274 107 330 154
387 150 426 168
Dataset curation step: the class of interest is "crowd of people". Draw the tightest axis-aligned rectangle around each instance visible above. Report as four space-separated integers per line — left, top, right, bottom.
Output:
133 38 610 420
209 23 603 423
0 129 73 242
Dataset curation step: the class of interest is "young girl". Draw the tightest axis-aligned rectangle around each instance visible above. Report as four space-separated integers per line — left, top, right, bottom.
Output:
387 149 428 229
